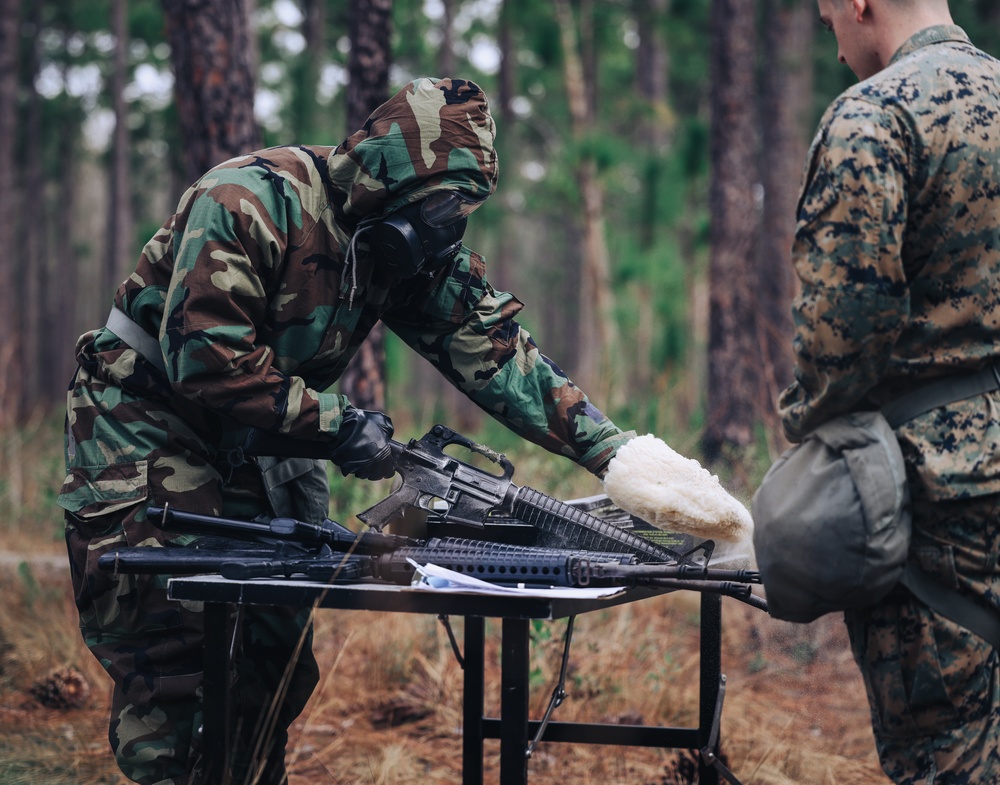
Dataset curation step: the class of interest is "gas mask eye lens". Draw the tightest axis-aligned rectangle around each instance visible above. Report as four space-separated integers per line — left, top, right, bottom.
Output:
420 191 480 228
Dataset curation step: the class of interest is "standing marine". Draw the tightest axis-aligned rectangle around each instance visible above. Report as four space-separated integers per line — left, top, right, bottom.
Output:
780 1 1000 782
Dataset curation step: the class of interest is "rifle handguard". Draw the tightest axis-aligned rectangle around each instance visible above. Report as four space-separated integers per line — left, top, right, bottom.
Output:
511 487 681 563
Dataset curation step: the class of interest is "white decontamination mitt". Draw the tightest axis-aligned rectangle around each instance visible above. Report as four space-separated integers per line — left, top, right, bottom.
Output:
603 434 753 543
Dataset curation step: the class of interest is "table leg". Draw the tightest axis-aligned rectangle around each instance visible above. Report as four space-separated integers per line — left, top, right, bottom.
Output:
463 617 485 785
500 617 530 785
698 593 722 785
201 602 231 784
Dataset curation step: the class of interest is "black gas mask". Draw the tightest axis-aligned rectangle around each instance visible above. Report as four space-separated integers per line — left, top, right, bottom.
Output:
367 191 474 281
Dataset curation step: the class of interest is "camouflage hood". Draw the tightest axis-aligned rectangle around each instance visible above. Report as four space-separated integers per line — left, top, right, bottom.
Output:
328 77 499 223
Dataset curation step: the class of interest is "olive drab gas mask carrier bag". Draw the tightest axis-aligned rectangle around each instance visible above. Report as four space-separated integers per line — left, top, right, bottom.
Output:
752 364 1000 649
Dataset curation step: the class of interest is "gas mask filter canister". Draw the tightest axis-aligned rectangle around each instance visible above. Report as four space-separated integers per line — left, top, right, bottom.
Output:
367 191 476 280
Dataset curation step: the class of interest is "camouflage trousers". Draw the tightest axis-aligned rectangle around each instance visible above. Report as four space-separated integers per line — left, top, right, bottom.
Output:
845 485 1000 785
66 503 320 785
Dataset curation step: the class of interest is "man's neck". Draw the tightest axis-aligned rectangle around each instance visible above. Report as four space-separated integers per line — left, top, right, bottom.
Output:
874 3 954 69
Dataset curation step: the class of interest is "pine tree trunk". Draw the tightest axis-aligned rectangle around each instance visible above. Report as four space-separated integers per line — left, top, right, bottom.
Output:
0 0 20 427
345 0 391 134
758 0 814 448
294 0 324 140
340 0 391 413
20 2 44 413
438 0 456 77
108 0 133 305
633 0 670 396
554 0 618 399
497 0 515 118
161 0 261 183
54 102 80 411
703 0 761 460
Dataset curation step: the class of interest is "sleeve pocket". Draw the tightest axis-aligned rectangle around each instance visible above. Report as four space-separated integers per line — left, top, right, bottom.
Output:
58 461 149 531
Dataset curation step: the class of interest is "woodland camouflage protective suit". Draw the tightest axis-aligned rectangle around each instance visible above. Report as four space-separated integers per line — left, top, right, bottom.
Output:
778 27 1000 784
58 78 632 785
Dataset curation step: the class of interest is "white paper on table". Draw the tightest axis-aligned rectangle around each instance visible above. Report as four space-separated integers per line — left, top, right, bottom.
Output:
406 559 625 599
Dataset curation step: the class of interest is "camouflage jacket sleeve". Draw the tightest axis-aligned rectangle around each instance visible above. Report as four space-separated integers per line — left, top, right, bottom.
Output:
383 248 633 476
777 97 910 443
161 166 352 443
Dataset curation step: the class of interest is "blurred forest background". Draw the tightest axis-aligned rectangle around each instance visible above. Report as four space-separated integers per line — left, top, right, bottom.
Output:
3 4 1000 783
1 0 1000 510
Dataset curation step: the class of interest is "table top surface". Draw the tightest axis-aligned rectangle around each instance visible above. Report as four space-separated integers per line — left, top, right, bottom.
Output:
168 574 668 620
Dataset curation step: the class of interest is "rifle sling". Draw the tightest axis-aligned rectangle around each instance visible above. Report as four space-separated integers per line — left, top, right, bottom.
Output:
105 305 167 375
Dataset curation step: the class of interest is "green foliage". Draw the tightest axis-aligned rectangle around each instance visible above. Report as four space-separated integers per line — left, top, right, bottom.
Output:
327 469 398 530
953 1 1000 57
10 0 1000 482
663 0 712 116
16 562 41 608
0 414 70 545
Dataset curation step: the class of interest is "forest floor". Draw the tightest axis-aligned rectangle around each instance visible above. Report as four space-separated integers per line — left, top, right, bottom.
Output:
0 550 891 785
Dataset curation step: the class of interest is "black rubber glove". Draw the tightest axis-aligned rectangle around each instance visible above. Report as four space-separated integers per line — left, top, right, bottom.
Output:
328 408 395 480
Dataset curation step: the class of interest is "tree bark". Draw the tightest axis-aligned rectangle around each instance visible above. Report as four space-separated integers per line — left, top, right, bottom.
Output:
632 0 670 395
497 0 516 120
108 0 133 303
0 0 20 427
20 1 44 412
345 0 390 135
340 0 391 412
703 0 761 460
293 0 325 141
553 0 619 399
161 0 261 183
438 0 456 77
54 93 80 414
758 0 814 446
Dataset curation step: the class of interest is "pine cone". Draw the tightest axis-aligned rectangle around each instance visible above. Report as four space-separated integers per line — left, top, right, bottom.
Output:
657 749 700 785
656 748 731 785
29 666 91 709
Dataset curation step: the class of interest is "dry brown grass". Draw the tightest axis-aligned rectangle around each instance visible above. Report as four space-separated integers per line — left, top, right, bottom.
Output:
0 411 68 554
0 568 130 784
277 593 889 785
0 416 887 783
0 562 890 785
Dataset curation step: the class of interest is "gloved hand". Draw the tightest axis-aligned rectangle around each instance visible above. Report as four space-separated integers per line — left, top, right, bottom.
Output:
329 407 395 480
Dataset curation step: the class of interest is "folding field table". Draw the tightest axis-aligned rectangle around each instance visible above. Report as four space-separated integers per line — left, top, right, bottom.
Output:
168 576 735 785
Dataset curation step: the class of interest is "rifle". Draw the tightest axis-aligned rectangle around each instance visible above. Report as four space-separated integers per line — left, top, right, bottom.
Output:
357 425 682 563
133 504 635 583
242 422 688 563
100 506 766 609
146 503 418 554
239 425 679 562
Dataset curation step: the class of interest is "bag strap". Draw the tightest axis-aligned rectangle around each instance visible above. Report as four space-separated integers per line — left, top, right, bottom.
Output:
900 562 1000 650
880 364 1000 648
881 362 1000 428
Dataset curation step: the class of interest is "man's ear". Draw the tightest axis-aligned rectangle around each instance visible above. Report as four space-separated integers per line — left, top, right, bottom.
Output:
850 0 868 23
